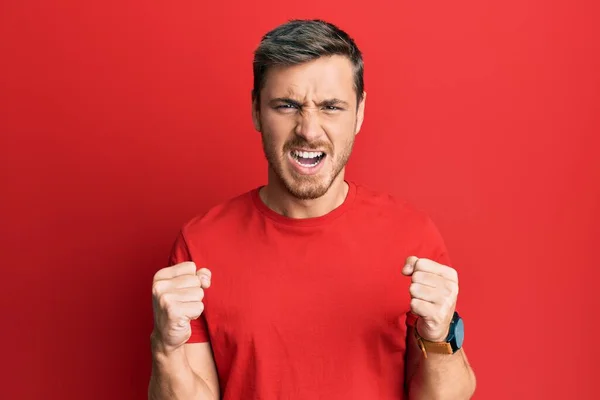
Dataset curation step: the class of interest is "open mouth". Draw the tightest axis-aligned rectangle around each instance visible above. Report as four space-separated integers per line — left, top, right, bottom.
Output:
290 150 326 168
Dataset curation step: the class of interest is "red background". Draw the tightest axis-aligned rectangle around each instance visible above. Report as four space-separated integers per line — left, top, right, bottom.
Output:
1 1 598 399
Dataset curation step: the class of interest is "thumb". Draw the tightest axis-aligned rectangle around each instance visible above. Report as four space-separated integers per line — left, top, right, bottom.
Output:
197 268 212 288
402 256 419 276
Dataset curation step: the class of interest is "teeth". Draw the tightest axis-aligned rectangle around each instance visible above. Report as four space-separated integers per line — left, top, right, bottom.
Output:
292 157 321 167
292 150 324 159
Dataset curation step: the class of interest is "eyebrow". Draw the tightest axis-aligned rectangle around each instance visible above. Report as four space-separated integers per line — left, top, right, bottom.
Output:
268 97 350 108
321 98 349 108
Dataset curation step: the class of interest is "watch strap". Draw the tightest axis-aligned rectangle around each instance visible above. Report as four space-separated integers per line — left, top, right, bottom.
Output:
416 334 454 358
407 311 462 358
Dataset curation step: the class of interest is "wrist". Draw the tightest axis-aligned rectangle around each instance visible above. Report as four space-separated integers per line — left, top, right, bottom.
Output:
151 331 185 363
414 312 465 357
415 321 450 343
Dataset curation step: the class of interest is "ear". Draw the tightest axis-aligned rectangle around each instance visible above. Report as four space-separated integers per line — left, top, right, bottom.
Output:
354 91 367 135
252 94 261 132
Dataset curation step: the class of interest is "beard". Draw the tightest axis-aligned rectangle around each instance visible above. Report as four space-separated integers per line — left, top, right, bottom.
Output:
261 132 355 200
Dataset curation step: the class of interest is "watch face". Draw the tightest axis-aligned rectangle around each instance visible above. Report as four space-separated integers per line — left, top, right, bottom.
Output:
454 318 465 348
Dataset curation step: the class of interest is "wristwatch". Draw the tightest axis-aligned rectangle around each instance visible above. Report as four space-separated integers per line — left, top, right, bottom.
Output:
414 311 464 358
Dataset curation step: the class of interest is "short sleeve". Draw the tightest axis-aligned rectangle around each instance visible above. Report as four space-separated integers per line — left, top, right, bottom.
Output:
167 230 211 343
424 216 452 268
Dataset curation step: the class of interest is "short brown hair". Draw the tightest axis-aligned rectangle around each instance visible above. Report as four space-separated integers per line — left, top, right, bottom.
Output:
252 19 364 107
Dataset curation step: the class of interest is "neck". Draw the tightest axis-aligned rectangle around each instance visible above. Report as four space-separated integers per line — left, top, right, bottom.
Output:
260 169 349 219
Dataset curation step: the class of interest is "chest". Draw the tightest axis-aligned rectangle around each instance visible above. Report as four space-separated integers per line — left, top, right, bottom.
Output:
201 231 414 351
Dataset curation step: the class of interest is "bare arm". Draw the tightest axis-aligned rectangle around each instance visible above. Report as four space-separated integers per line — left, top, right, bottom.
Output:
402 256 476 399
405 326 476 400
148 262 220 400
149 340 220 400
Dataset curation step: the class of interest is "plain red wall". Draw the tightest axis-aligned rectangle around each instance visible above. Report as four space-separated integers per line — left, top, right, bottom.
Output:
1 1 598 399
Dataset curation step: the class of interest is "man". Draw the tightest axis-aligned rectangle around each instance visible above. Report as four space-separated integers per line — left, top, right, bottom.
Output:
148 19 476 400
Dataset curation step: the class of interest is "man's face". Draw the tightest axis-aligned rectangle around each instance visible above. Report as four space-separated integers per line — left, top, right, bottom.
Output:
254 55 365 200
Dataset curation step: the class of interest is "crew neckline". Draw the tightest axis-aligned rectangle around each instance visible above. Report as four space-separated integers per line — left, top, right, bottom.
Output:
250 181 357 227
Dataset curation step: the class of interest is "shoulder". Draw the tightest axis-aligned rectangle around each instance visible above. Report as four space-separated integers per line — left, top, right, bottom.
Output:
352 181 435 228
180 188 256 239
167 188 257 264
350 181 449 259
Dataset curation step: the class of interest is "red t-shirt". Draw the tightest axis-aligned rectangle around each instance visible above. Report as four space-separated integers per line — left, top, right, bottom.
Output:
168 181 452 399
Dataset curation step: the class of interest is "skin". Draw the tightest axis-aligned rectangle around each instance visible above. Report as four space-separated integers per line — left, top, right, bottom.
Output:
149 264 218 400
403 257 477 399
252 55 365 219
148 55 476 400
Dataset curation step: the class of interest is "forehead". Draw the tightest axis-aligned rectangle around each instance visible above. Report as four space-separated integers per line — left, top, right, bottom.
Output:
261 55 355 101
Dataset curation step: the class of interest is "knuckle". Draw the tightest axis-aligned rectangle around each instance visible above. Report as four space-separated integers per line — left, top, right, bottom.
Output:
443 302 451 313
443 282 453 296
412 271 423 282
443 299 452 311
164 302 180 319
158 296 168 312
409 283 419 297
184 262 197 275
451 284 459 298
151 281 164 298
184 275 197 287
159 293 175 312
446 281 458 297
410 297 420 309
450 268 459 281
443 280 456 296
152 267 167 282
190 302 204 319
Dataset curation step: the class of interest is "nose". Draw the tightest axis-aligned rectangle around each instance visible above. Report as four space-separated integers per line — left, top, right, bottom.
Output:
294 109 324 141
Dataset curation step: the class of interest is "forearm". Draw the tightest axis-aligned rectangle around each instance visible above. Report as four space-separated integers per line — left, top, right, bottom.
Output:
148 336 216 400
406 333 476 400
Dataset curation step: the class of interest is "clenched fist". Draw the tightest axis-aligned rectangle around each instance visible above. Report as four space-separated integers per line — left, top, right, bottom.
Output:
402 256 459 342
151 262 212 352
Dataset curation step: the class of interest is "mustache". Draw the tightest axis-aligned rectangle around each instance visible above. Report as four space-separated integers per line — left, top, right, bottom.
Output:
283 137 333 153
